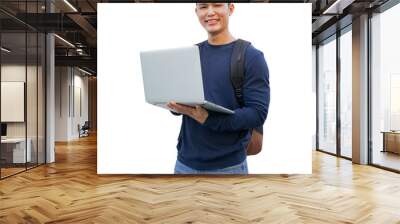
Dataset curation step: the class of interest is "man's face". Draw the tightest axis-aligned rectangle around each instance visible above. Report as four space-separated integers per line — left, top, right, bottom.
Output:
195 3 234 35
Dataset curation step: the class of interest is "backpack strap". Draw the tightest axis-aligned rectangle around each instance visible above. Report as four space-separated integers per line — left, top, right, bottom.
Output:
231 40 264 135
195 39 251 108
230 39 251 107
196 39 263 135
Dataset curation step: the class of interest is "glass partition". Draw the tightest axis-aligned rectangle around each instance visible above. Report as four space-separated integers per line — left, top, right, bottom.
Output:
339 28 352 158
38 32 45 165
0 1 46 179
318 36 337 155
1 31 28 177
27 30 38 169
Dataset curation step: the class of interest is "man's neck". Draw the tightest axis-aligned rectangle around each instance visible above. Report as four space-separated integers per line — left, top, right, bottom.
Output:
208 30 235 45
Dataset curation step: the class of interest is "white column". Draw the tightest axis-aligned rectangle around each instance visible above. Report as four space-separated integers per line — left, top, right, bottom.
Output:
312 45 317 150
352 14 369 164
46 1 55 163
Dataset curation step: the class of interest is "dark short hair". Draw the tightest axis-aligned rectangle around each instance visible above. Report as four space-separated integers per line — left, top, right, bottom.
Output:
196 2 231 5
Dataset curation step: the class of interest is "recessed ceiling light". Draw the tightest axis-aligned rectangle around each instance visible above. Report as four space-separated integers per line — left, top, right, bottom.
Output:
54 34 75 48
63 0 78 12
78 67 93 76
323 0 355 15
1 47 11 53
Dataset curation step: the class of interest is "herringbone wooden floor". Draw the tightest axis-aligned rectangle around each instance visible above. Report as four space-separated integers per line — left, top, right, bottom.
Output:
1 134 400 224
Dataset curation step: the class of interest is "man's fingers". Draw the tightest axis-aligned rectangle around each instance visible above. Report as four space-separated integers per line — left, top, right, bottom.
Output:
167 101 201 117
175 104 194 115
168 101 177 107
167 101 178 110
170 102 195 115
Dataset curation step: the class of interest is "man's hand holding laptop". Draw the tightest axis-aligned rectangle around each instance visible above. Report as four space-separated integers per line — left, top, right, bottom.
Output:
167 101 209 124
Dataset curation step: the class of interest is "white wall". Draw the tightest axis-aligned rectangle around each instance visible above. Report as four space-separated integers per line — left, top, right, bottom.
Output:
72 72 89 138
98 4 312 174
55 67 89 141
312 45 317 150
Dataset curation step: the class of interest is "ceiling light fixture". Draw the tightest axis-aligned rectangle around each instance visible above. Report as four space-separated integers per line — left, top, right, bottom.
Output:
1 47 11 53
63 0 78 12
323 0 355 15
78 67 93 76
54 34 75 48
76 48 85 55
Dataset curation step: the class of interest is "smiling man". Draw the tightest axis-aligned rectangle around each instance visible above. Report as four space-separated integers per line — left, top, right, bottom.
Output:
168 3 270 174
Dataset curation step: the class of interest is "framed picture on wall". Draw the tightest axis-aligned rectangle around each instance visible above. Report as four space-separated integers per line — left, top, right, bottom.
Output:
1 81 25 122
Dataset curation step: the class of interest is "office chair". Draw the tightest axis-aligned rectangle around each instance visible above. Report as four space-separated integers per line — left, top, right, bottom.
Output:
79 121 90 138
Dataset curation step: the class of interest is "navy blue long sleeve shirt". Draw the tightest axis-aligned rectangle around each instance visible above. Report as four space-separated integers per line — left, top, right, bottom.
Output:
174 39 270 170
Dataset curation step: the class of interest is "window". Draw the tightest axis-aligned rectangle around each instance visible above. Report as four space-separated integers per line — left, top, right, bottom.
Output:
340 28 352 158
318 36 337 154
371 2 400 171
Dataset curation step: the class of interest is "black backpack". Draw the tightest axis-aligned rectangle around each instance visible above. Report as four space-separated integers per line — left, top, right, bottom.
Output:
196 39 263 134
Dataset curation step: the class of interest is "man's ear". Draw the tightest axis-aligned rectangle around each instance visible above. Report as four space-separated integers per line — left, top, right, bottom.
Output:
228 3 234 16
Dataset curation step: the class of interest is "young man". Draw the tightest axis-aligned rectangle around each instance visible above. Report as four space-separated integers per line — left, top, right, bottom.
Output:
167 3 270 174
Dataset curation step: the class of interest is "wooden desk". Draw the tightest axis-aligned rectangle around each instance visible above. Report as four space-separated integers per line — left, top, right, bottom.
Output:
1 138 32 164
381 131 400 154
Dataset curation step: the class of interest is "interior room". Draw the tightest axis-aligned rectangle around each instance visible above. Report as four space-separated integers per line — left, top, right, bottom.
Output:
0 0 399 223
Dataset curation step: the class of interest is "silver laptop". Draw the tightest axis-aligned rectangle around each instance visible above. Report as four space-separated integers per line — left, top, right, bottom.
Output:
139 46 234 114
